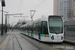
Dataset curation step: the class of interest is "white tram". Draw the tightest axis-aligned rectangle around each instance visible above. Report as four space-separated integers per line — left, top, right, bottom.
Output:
20 15 64 42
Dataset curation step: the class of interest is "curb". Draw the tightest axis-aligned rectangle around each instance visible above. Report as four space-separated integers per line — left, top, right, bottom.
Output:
64 40 75 45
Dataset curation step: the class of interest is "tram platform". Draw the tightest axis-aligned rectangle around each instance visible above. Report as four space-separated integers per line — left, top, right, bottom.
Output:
0 32 8 50
0 34 8 45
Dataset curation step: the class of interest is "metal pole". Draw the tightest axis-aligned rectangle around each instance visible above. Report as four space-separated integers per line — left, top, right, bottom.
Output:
1 6 3 35
5 14 8 33
30 12 33 21
30 10 36 21
30 10 36 37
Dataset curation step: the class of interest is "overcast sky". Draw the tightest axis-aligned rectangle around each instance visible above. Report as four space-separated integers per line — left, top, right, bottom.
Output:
0 0 53 25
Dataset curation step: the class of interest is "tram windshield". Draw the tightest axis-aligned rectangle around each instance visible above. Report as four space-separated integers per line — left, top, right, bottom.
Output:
49 16 63 34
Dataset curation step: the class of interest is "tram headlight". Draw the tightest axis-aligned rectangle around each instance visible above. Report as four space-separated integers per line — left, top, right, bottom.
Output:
51 35 54 40
61 35 63 37
51 35 53 37
61 35 63 40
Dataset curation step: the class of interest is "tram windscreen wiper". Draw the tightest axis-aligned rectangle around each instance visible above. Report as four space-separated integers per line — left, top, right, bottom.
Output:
50 27 58 34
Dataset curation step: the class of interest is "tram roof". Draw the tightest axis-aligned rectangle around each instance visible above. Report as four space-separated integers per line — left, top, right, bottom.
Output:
20 15 62 27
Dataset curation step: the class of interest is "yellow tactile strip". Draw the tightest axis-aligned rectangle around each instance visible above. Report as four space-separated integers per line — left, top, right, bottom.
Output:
0 35 10 50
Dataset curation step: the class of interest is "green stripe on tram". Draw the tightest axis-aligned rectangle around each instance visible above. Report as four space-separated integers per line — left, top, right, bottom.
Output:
34 20 41 23
40 34 49 37
34 33 38 35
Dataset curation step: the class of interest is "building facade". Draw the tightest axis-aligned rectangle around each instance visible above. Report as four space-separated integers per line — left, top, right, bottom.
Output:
54 0 72 21
72 0 75 20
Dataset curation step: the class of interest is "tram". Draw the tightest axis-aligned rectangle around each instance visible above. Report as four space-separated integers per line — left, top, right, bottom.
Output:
20 15 64 42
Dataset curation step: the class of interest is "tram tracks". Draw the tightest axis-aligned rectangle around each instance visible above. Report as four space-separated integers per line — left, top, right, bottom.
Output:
14 32 39 50
14 34 22 50
19 34 40 50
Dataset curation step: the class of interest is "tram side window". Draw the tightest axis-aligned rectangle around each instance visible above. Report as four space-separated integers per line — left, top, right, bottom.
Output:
36 23 38 33
25 26 26 30
30 25 33 33
22 27 23 30
30 25 32 31
27 26 29 31
33 23 36 32
21 27 23 30
28 26 29 32
25 27 26 30
23 27 24 30
0 26 1 30
25 26 27 30
28 25 30 31
37 22 41 33
42 21 48 34
26 26 27 31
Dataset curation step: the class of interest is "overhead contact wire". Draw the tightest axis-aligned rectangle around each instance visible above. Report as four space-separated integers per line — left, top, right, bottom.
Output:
34 0 45 9
17 0 22 13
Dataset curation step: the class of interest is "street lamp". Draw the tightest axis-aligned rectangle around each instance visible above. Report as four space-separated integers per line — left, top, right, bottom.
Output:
1 0 6 35
0 10 9 33
30 10 36 37
5 12 9 33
